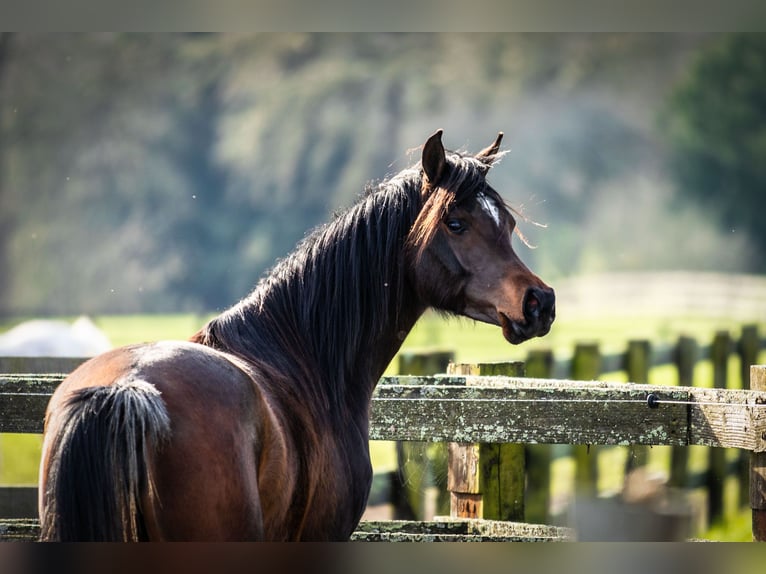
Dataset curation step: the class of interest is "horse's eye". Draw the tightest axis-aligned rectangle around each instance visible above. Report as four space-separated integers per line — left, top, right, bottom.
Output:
446 219 466 234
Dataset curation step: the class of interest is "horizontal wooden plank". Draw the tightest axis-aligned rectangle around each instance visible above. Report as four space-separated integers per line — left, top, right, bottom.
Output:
689 387 766 451
0 518 571 542
4 374 766 451
352 519 574 542
0 519 39 541
372 379 690 446
372 376 766 451
0 375 63 433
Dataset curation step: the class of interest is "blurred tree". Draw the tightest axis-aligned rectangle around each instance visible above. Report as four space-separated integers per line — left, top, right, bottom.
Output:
0 34 233 314
1 33 743 317
662 33 766 271
0 33 12 311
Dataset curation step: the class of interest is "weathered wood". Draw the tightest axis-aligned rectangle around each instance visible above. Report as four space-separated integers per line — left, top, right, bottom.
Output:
571 343 602 380
625 340 651 384
447 442 480 493
5 373 766 451
525 350 554 379
0 374 62 433
523 349 553 524
708 331 731 525
625 340 651 472
351 518 574 542
446 362 525 522
482 438 525 521
739 326 760 507
0 519 39 542
446 363 483 521
448 491 483 520
398 351 454 377
393 350 453 520
372 377 766 451
465 363 526 522
751 365 766 542
3 514 575 542
669 335 697 488
570 343 601 496
740 327 760 390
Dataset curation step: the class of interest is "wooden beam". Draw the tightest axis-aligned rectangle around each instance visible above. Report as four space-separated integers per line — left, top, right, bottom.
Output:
4 374 766 451
751 365 766 542
0 375 62 433
372 377 766 451
446 362 525 522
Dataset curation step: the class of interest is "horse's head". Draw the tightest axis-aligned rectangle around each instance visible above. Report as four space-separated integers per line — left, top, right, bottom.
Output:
408 129 555 345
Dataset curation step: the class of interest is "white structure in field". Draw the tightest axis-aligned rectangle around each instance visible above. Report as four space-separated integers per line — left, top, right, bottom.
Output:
0 316 112 357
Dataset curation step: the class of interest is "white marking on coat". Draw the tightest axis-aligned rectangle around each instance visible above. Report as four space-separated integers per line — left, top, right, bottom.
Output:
477 193 501 228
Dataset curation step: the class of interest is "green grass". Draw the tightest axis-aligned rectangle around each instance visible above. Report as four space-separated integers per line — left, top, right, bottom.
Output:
89 313 213 348
1 311 764 540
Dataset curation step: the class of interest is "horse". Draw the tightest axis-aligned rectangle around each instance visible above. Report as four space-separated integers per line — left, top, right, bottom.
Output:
38 129 555 541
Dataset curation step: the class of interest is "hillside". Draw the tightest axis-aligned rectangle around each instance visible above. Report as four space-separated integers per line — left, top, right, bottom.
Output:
0 33 756 315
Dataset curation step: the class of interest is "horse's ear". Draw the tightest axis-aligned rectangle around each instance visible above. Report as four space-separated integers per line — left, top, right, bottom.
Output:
475 132 504 165
422 129 446 186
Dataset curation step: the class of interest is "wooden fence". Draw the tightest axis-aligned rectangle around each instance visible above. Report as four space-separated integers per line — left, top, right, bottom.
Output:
1 324 766 541
390 325 766 528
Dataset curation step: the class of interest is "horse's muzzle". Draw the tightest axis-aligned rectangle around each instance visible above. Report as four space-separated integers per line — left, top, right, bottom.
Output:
500 286 556 344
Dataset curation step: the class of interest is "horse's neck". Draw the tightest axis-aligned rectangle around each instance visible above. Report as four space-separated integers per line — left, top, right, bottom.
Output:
201 200 425 414
254 261 423 413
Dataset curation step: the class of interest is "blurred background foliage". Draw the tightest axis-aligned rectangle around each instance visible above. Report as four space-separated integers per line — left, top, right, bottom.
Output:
0 33 763 316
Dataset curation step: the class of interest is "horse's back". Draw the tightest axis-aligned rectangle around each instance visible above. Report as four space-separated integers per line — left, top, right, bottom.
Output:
44 341 262 436
41 341 274 540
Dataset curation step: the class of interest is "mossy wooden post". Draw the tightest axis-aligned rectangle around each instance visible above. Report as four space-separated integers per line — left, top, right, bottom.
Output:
739 326 760 507
708 331 731 526
447 361 526 521
571 343 601 496
750 365 766 542
669 335 697 488
624 340 651 474
524 349 554 524
394 350 454 520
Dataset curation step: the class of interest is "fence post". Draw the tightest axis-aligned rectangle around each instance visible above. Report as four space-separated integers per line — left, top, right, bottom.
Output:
751 365 766 541
669 335 697 489
739 326 761 507
524 349 554 524
447 361 525 522
708 331 731 526
393 350 453 520
571 343 601 496
624 340 651 474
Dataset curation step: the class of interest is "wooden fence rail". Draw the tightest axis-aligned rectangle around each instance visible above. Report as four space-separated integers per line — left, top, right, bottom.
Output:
2 368 766 540
6 373 762 447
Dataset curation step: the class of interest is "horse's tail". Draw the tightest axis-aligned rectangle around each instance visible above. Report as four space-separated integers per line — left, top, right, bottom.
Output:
39 380 171 541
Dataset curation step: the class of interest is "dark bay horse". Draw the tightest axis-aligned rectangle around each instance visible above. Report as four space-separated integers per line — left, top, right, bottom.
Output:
38 130 555 541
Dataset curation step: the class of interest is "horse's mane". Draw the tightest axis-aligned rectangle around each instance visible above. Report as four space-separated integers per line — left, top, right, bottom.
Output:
194 149 503 414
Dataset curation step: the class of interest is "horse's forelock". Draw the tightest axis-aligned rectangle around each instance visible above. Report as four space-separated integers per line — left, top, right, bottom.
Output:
407 152 496 262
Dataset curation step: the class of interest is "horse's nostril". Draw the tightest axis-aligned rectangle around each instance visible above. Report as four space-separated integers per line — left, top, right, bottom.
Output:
526 295 540 316
524 287 555 323
524 289 541 319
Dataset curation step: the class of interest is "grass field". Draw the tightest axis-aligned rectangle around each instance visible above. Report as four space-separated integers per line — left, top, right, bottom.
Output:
1 311 764 540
